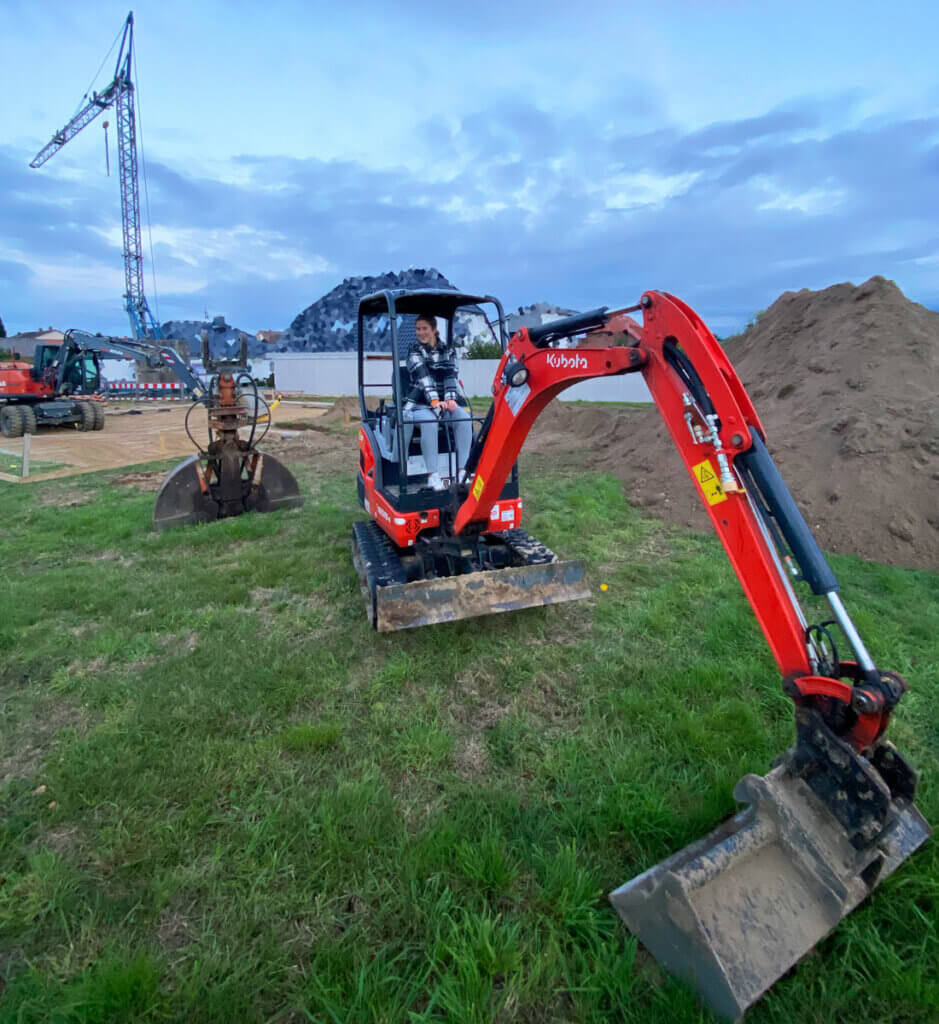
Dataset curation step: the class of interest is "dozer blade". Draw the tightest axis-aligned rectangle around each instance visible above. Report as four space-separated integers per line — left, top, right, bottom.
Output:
609 765 931 1021
153 455 217 532
353 545 589 632
375 560 590 631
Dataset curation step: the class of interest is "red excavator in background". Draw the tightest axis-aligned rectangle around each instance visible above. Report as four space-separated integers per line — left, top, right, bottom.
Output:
0 330 194 437
0 328 301 529
353 287 931 1019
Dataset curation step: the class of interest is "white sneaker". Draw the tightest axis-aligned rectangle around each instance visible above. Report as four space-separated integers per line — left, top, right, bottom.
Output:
427 472 446 491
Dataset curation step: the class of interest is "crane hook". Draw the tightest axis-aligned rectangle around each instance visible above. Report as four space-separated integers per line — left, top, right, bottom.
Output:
103 120 110 176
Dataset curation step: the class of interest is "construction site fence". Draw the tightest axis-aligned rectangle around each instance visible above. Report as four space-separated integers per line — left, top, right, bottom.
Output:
104 380 189 400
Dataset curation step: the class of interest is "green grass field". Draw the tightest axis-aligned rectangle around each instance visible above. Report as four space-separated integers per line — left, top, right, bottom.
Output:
1 450 936 1023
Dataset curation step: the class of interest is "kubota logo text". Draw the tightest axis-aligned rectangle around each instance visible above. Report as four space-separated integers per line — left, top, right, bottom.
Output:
546 353 588 370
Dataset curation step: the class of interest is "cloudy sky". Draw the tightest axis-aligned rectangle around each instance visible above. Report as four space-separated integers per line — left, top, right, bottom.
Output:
2 0 937 338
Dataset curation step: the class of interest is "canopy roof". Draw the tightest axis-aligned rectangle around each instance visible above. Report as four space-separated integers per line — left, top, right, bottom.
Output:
358 288 497 318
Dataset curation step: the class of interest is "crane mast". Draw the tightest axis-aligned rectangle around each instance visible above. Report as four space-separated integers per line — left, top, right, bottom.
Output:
30 12 163 341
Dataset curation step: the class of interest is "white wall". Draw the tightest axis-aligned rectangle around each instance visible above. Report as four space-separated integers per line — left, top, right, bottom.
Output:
248 358 272 380
271 353 652 403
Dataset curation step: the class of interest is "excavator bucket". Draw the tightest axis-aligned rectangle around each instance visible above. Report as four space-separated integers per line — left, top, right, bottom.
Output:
244 453 305 515
609 762 931 1021
153 451 303 532
352 521 590 631
153 456 215 531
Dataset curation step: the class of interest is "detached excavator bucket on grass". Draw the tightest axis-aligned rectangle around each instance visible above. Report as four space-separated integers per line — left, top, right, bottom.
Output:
610 740 931 1021
152 352 303 532
153 450 303 532
352 520 590 631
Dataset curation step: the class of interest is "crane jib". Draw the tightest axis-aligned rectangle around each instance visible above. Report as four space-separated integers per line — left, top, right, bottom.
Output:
28 12 161 341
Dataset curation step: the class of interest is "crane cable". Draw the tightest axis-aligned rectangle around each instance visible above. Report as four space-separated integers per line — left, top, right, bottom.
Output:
132 40 161 326
73 21 125 119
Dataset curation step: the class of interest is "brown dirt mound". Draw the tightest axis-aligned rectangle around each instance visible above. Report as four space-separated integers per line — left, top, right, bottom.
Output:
319 396 378 423
527 276 939 571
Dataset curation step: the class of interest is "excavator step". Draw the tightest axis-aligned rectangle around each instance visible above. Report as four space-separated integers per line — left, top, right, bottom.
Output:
352 521 590 631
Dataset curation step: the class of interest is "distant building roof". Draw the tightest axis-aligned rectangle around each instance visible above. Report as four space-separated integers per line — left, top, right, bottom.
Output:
4 329 65 358
6 329 65 342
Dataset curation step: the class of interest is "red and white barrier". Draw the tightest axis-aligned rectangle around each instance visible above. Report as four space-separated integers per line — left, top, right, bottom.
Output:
105 380 187 401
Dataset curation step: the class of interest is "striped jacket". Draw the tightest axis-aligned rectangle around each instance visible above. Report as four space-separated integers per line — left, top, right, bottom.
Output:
404 339 465 409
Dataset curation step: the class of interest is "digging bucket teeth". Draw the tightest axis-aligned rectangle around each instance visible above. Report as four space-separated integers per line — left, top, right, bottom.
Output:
609 761 931 1021
153 451 303 532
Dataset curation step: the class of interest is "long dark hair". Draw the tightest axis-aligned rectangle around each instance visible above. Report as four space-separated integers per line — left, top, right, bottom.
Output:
416 314 441 346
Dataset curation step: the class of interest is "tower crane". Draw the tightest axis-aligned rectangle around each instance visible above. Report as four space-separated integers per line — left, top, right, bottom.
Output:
30 12 163 341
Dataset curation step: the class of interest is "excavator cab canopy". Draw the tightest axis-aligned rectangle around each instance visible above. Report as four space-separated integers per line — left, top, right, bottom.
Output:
356 289 511 503
32 343 101 394
357 289 500 320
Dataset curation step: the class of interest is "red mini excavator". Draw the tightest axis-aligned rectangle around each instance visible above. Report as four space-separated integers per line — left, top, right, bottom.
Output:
353 287 931 1019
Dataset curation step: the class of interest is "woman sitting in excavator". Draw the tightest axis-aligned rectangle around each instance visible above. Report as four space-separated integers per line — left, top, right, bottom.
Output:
402 314 472 490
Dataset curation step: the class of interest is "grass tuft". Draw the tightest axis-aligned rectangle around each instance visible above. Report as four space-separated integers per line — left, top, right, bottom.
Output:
279 721 341 753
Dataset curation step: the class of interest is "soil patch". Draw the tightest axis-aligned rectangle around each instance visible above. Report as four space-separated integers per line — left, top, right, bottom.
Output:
317 396 361 424
264 425 355 475
35 487 94 508
110 470 167 491
156 896 196 953
277 419 332 433
317 395 380 425
1 699 90 785
525 276 939 571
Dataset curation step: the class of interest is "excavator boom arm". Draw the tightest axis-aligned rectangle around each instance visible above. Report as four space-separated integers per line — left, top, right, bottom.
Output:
440 288 927 1019
60 330 207 401
454 291 902 750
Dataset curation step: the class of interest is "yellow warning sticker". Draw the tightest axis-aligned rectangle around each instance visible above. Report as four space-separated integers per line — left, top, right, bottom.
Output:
693 459 728 506
472 474 485 501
